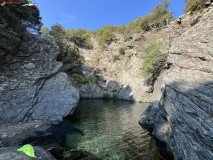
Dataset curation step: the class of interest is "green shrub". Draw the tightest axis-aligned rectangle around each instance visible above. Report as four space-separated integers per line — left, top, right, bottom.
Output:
40 26 49 37
91 69 102 82
140 0 173 31
184 0 209 12
88 0 173 49
127 17 144 33
102 92 111 100
72 74 84 84
117 24 126 33
140 41 164 78
84 77 95 84
93 52 101 64
67 47 84 64
112 54 120 63
117 18 145 37
72 74 95 84
118 47 125 55
124 35 133 42
63 47 84 73
92 69 97 77
94 25 117 50
66 29 93 48
112 93 117 99
49 24 66 46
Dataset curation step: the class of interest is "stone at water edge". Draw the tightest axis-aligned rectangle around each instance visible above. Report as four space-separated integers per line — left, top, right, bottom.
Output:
0 146 56 160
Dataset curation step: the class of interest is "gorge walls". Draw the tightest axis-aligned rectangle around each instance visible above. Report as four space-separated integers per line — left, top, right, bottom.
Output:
140 4 213 160
72 29 170 102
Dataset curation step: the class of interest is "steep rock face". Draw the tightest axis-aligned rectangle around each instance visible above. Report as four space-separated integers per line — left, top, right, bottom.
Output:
0 33 79 125
140 5 213 160
76 30 169 102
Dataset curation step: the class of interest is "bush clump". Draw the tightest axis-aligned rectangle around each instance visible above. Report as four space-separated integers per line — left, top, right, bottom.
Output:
102 92 111 100
49 24 66 46
87 0 173 50
117 19 144 40
83 77 95 84
140 41 164 78
112 93 117 99
112 54 120 63
72 74 84 84
93 52 101 65
49 25 85 74
40 26 49 38
72 74 95 84
118 47 125 55
124 35 133 42
63 47 83 73
66 29 93 49
116 0 173 37
67 47 84 64
184 0 209 12
94 25 117 50
140 0 173 31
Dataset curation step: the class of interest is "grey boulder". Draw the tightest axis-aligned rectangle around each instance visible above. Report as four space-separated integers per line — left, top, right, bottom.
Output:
0 33 79 125
0 146 56 160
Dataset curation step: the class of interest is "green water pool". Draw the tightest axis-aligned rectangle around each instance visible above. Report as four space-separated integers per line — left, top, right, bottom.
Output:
25 99 172 160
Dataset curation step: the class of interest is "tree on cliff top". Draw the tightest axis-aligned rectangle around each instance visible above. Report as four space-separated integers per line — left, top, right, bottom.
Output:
66 29 93 49
40 26 49 37
140 0 173 31
0 0 42 54
49 24 66 46
184 0 209 12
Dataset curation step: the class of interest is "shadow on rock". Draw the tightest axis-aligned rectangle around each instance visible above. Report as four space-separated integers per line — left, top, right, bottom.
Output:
140 80 213 160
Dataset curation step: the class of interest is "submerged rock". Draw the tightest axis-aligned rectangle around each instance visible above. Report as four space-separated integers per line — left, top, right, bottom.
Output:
0 146 56 160
51 149 101 160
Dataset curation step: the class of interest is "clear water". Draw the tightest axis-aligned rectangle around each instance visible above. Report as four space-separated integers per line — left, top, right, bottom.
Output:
24 99 172 160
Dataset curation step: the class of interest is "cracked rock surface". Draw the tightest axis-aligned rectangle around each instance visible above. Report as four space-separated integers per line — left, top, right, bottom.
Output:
0 33 79 125
140 5 213 160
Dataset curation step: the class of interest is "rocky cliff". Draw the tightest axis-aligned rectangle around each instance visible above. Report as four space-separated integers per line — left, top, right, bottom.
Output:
0 32 79 125
70 27 171 102
140 4 213 160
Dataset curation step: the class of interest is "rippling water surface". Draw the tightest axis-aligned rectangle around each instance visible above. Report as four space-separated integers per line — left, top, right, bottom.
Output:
24 99 171 160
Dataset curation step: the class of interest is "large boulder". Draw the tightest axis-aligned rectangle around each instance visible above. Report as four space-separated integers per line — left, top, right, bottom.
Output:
140 6 213 160
0 33 79 125
0 146 56 160
79 83 103 98
30 72 79 124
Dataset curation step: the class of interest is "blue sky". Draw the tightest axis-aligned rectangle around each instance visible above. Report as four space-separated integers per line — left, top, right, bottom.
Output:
35 0 186 30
